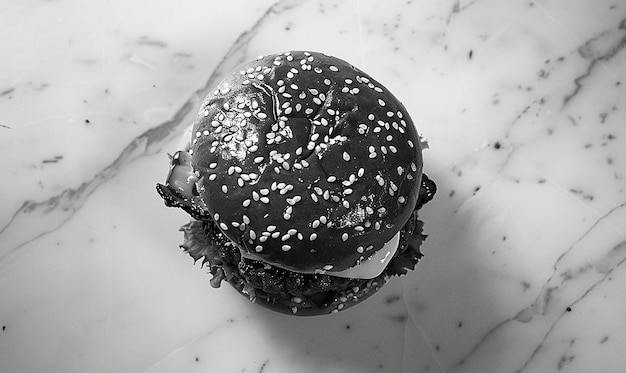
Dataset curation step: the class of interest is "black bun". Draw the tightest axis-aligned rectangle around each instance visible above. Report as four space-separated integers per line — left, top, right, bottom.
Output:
189 51 424 274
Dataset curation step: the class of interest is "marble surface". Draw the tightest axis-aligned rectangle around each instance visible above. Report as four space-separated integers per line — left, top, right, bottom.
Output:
1 0 625 372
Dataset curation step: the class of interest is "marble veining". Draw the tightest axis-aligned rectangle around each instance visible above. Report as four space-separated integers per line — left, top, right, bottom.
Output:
1 0 625 372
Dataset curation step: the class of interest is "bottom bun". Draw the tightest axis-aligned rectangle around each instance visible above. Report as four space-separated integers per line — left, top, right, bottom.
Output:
178 174 436 316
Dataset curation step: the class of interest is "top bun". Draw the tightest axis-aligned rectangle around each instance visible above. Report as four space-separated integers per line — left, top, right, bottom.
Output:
189 51 424 274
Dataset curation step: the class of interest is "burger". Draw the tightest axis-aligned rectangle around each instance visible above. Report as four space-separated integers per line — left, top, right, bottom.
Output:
156 51 436 316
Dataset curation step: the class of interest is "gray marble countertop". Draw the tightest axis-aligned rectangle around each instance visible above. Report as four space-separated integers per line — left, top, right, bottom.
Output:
1 0 625 372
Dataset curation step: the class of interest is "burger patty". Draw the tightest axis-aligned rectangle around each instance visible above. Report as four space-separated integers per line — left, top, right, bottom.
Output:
178 174 436 309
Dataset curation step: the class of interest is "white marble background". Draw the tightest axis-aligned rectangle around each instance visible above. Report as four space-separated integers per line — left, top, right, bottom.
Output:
1 0 625 372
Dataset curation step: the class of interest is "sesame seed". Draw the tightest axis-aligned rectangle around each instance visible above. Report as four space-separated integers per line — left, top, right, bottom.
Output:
323 264 334 270
311 193 319 202
222 185 228 193
255 245 263 252
267 225 277 232
283 213 291 220
342 152 351 161
329 65 339 72
343 200 350 208
319 216 327 224
257 113 267 119
209 162 218 169
342 233 349 241
344 188 353 195
271 231 280 239
243 199 251 207
254 156 264 164
327 176 337 182
312 219 320 228
354 226 364 231
214 213 220 221
208 173 217 181
398 196 406 203
260 196 270 204
249 230 257 240
220 222 228 231
378 99 386 106
281 234 290 241
260 188 269 195
356 246 364 253
310 233 318 241
282 245 291 251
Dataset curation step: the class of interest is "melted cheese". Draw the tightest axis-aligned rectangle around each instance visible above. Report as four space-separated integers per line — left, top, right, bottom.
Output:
324 232 400 279
239 232 400 280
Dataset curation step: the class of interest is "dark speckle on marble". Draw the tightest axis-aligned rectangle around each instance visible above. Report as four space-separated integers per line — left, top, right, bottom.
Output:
42 155 63 164
0 88 15 97
137 36 167 48
388 314 408 323
258 359 269 373
557 354 575 370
